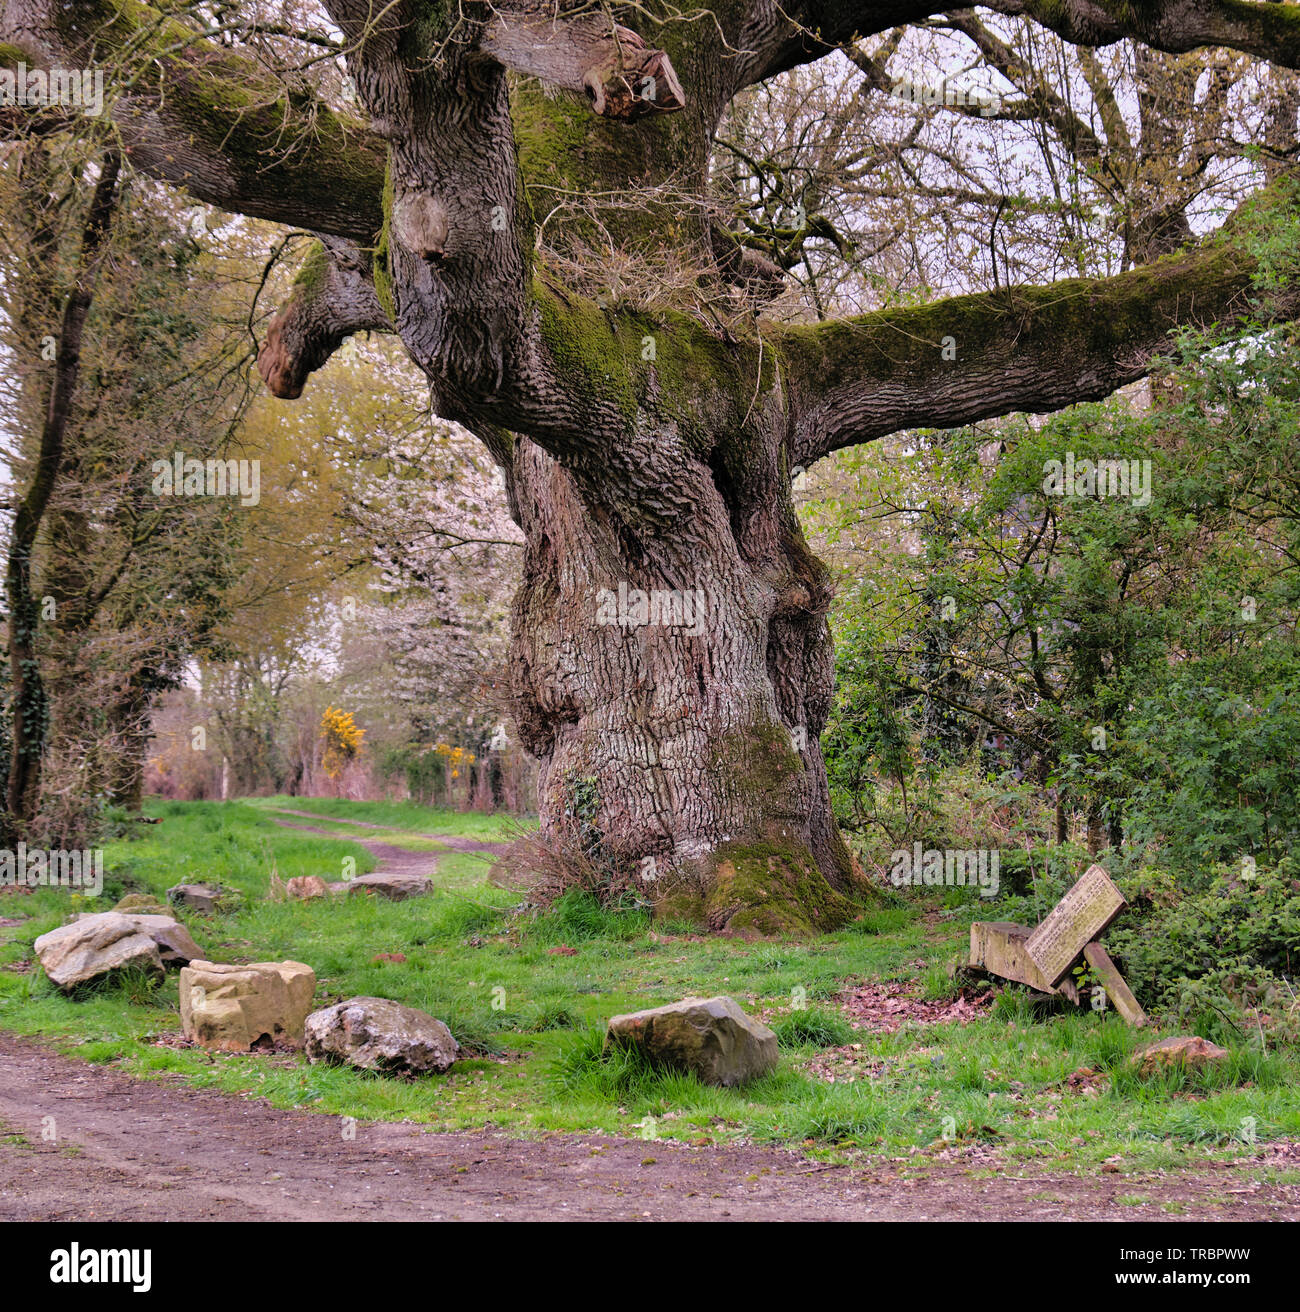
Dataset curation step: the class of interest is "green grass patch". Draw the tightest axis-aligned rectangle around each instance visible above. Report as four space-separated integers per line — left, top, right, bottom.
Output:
0 798 1297 1170
773 1007 854 1050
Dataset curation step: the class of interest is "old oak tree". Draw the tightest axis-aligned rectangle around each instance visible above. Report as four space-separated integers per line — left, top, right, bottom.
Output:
5 0 1300 929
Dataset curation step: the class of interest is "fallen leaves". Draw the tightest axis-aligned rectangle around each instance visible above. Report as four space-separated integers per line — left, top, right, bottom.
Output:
836 980 996 1034
1063 1066 1106 1095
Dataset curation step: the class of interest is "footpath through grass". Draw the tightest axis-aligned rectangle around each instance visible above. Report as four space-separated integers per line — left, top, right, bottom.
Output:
0 799 1297 1184
248 795 523 842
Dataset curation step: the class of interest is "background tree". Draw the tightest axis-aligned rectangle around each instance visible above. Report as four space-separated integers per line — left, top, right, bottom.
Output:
0 144 120 840
0 143 261 841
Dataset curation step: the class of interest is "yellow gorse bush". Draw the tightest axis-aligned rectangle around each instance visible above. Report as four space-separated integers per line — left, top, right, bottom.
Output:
428 741 475 780
320 706 366 779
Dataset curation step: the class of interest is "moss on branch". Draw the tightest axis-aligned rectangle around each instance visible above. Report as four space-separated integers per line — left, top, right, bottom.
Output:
778 241 1256 396
531 277 769 445
52 1 386 240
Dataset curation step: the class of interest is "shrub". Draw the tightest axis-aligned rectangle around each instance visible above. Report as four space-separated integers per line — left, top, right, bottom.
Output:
1103 857 1300 1037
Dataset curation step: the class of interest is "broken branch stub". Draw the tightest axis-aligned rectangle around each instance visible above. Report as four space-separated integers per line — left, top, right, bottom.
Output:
482 13 685 120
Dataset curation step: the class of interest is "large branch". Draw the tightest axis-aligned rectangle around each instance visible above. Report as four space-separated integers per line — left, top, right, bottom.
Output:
733 0 1300 93
985 0 1300 68
781 181 1300 464
257 238 392 399
732 0 935 87
3 0 685 252
0 1 387 242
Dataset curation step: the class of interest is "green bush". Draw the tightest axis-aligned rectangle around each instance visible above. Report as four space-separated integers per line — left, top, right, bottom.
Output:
1103 857 1300 1037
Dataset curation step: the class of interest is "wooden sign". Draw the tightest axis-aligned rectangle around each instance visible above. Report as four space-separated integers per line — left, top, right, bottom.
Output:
1025 863 1126 987
1082 941 1147 1026
970 921 1080 1004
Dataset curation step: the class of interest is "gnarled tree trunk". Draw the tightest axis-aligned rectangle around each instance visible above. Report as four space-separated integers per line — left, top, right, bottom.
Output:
505 426 859 932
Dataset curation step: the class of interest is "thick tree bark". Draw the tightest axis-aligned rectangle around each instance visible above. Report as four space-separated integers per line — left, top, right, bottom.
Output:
504 425 861 932
327 5 866 927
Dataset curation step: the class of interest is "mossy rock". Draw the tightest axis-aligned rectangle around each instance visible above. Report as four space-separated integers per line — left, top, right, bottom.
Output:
703 840 860 937
113 893 170 916
606 995 777 1087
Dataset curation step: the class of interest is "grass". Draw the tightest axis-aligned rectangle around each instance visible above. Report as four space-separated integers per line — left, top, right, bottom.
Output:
773 1007 855 1049
0 798 1297 1174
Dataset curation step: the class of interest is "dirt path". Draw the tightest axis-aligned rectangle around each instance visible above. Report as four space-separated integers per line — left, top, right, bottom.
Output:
269 818 448 882
267 807 511 856
0 1034 1294 1222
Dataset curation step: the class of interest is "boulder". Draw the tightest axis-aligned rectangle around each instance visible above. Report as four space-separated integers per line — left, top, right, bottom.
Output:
348 872 433 901
606 995 778 1087
124 914 203 966
70 910 202 967
35 913 164 991
305 996 459 1075
167 882 227 914
286 876 329 900
179 959 316 1051
1132 1035 1229 1076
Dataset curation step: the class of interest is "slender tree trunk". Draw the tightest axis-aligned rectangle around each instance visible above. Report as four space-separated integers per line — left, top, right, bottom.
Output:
104 680 152 812
1086 802 1106 856
4 153 120 840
